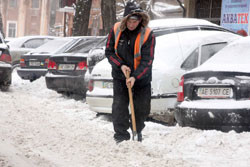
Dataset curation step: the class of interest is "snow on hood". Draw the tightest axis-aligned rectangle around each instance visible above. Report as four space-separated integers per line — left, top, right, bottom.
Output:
190 37 250 74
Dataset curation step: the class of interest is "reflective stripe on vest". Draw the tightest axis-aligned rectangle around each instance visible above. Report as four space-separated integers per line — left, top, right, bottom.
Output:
114 22 151 70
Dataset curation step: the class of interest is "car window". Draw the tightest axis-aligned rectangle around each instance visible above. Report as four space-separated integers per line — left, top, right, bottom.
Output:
34 38 71 53
181 47 199 70
200 42 227 65
66 38 104 53
181 42 228 70
22 38 47 48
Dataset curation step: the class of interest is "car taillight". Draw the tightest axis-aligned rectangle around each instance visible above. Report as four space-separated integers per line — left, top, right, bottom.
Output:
47 59 57 70
88 79 94 92
76 61 88 70
20 58 26 67
177 76 184 102
45 58 49 66
0 53 11 63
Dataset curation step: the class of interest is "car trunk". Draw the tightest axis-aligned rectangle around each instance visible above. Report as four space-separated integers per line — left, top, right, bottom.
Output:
48 55 88 76
20 54 50 69
184 71 250 101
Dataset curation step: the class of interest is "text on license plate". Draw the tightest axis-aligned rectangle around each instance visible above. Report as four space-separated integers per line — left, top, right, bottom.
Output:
58 64 75 70
102 82 113 88
197 87 232 98
29 61 41 66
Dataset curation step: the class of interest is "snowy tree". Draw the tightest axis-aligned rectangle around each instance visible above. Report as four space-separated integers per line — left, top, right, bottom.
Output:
73 0 92 36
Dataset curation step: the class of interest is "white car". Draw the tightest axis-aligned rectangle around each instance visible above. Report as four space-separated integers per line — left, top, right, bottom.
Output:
8 36 57 65
86 19 241 123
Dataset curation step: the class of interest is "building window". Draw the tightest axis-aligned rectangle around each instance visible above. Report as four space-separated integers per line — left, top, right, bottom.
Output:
31 0 40 8
7 22 17 38
196 0 222 24
9 0 17 8
59 0 76 8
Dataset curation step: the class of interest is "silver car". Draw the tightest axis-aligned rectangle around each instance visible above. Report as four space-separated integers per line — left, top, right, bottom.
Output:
8 36 57 65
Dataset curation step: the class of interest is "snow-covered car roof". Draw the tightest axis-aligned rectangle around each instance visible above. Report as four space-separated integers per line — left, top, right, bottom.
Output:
7 36 57 48
153 30 240 69
189 37 250 74
149 18 219 30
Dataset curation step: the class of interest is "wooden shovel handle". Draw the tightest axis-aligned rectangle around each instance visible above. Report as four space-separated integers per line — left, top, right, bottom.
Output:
125 70 137 133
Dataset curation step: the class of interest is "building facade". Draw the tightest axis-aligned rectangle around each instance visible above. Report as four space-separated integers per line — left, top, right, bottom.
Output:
0 0 64 38
184 0 222 25
0 0 229 38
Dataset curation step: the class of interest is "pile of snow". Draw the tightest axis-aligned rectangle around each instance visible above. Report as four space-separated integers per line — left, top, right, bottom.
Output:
0 70 250 167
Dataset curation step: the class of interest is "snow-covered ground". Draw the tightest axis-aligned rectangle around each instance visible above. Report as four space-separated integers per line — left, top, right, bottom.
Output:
1 70 250 167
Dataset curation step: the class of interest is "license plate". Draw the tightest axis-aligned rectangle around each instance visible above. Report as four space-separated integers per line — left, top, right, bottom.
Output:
103 82 113 88
29 61 40 66
197 87 232 98
58 64 75 70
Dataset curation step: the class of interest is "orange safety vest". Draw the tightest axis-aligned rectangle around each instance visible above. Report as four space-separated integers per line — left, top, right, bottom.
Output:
113 22 151 70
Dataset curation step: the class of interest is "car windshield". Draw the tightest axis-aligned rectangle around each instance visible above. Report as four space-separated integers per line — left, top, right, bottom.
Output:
65 37 105 53
33 38 72 53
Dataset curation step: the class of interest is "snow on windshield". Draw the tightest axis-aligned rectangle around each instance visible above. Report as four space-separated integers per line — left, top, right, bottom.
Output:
34 38 72 53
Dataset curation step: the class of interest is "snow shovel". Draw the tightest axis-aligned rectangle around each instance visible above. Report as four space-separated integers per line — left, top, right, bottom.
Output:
125 70 137 141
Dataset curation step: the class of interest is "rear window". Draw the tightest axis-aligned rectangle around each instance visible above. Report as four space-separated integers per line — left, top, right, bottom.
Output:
200 42 227 65
66 37 105 53
22 38 53 48
34 38 72 53
181 42 227 70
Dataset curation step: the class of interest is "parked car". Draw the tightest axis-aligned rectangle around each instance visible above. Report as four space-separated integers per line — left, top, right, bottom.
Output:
86 18 235 73
86 28 241 123
175 37 250 132
17 37 85 81
8 36 57 65
45 36 106 97
0 32 12 91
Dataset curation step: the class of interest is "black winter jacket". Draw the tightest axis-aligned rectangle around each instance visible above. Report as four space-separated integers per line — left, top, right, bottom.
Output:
105 24 155 87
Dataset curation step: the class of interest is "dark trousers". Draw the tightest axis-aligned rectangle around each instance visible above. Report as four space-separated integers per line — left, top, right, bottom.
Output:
112 78 151 140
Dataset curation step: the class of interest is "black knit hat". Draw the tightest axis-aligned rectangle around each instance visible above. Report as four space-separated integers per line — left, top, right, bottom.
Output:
123 2 143 17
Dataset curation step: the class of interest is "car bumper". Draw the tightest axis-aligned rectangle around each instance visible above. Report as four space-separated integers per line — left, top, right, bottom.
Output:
0 65 12 83
86 93 177 115
45 74 87 95
175 100 250 132
86 95 113 114
17 68 47 80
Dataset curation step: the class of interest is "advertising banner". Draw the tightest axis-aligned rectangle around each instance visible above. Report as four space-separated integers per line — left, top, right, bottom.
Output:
221 0 250 35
